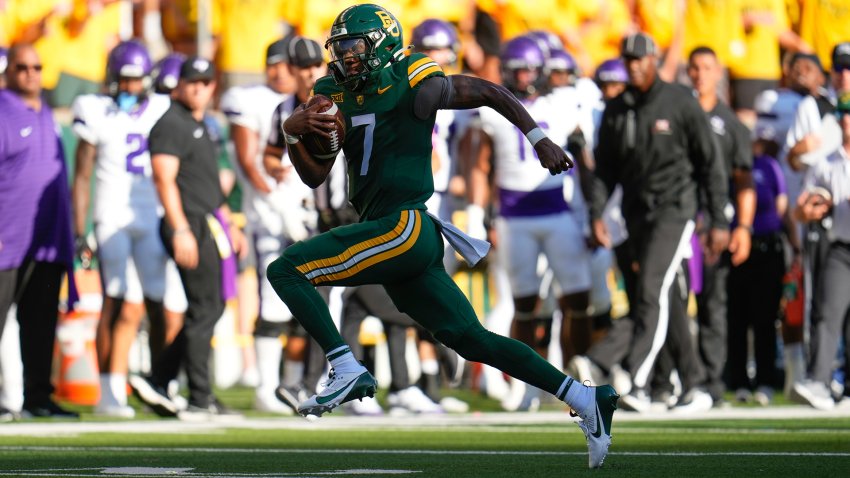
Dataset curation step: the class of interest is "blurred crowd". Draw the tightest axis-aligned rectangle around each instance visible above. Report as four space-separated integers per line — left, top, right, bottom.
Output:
1 0 850 421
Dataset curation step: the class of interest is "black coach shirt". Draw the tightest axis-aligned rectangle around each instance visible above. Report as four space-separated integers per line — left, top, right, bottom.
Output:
591 78 729 228
149 100 224 217
707 102 751 177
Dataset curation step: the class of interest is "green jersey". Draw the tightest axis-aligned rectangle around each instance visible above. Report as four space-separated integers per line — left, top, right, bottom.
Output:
313 52 444 221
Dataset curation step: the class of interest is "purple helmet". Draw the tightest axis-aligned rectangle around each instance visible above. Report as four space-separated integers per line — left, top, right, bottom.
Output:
525 30 564 58
547 49 576 73
412 19 459 52
594 58 628 84
0 47 7 76
152 53 186 94
501 36 547 97
106 40 152 95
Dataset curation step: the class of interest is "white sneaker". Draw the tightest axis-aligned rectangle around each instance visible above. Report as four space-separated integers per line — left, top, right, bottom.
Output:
439 396 470 413
343 395 383 416
753 386 773 406
386 386 444 414
574 384 619 468
791 380 835 410
254 392 294 415
671 389 713 414
618 390 651 413
297 366 377 418
609 365 632 396
93 403 135 419
567 355 605 386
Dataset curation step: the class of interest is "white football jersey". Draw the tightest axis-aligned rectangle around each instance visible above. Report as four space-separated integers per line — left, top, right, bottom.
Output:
221 84 286 186
479 93 579 195
432 109 455 194
71 93 171 223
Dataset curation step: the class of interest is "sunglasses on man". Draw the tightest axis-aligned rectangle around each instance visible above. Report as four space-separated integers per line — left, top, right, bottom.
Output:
14 63 43 73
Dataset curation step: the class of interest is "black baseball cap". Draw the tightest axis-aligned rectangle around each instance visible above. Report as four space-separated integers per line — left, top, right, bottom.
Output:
832 42 850 70
180 56 215 81
288 37 324 68
790 52 824 71
621 32 657 59
266 37 291 66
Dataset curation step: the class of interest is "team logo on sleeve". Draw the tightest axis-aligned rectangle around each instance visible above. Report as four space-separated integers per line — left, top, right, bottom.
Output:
331 92 345 103
652 118 671 135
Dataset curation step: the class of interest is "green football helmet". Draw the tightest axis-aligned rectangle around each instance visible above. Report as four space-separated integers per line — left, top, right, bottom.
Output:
325 4 405 91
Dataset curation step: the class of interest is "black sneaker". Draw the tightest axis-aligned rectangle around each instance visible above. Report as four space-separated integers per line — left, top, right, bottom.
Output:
129 375 178 417
275 384 309 411
21 400 80 419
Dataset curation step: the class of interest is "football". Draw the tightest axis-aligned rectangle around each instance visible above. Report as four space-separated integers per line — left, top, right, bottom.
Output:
301 94 345 161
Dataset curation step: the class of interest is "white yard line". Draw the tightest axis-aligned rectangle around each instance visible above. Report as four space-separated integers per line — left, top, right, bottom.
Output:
0 407 848 437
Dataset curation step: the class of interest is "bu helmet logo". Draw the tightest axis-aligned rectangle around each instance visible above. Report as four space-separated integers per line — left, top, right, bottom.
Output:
376 11 399 37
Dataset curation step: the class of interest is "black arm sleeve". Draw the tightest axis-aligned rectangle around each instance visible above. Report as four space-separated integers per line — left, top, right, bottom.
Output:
587 107 618 220
413 76 455 120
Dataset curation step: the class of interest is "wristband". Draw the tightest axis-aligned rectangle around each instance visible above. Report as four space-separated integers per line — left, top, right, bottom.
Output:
737 224 754 234
525 127 546 147
282 126 300 144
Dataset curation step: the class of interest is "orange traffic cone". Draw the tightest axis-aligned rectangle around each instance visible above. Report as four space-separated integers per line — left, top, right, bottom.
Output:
53 309 100 405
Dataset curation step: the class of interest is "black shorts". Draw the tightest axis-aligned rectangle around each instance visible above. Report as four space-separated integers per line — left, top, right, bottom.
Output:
730 78 778 110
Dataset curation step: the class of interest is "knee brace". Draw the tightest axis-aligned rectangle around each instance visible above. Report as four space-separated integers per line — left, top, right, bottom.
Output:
254 318 286 338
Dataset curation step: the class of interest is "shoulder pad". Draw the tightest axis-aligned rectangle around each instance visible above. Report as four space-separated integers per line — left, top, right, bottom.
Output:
406 53 444 89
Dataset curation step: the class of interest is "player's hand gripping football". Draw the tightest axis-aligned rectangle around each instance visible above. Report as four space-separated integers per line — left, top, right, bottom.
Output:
534 137 574 175
282 101 338 140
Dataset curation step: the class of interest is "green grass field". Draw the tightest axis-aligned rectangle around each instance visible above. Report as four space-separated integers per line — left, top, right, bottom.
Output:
1 388 848 478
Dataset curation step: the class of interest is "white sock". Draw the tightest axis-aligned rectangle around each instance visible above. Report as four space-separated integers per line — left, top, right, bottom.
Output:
420 359 439 376
560 376 593 412
255 336 283 395
109 374 128 406
99 374 117 406
282 360 305 388
326 345 360 373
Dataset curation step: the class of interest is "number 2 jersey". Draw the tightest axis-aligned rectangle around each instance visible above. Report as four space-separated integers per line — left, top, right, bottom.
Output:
312 52 444 221
72 93 171 223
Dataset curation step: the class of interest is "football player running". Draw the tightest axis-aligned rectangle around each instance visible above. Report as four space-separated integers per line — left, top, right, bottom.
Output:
270 4 618 469
71 41 172 418
466 36 593 410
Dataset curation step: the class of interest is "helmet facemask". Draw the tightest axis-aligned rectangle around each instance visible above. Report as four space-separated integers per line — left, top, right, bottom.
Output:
325 4 404 92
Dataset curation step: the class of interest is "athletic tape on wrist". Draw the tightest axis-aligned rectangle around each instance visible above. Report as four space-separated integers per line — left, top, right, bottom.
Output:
526 127 546 147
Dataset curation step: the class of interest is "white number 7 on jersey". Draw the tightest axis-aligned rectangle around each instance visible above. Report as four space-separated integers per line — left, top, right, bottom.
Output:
351 113 375 176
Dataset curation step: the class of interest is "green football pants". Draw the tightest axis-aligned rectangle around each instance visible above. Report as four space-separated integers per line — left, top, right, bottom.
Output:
266 209 569 397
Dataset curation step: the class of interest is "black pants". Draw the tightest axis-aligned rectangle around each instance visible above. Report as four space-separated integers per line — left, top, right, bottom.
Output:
697 251 731 400
156 216 224 408
621 219 693 390
727 233 784 390
0 262 64 406
809 241 850 385
652 261 704 395
341 284 414 392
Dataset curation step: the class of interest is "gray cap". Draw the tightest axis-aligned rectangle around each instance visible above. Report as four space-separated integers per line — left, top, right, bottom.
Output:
621 32 657 59
266 37 291 66
288 37 324 68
